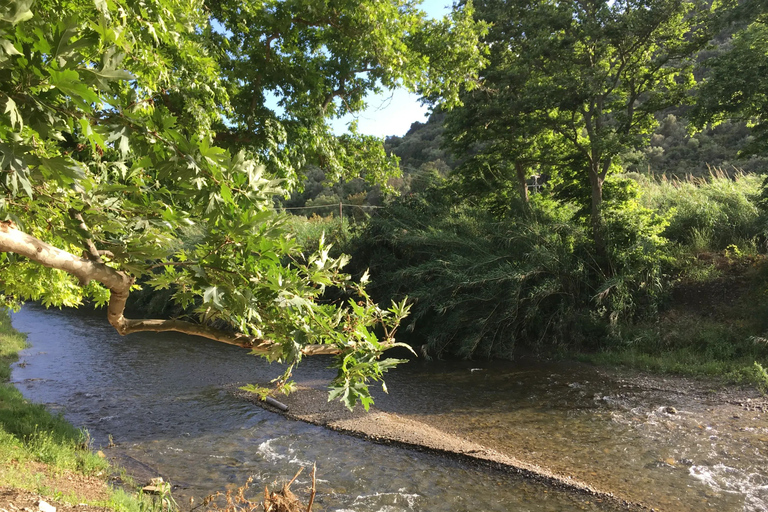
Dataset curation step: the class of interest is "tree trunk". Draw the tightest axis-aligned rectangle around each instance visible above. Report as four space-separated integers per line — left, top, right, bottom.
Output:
588 167 610 275
515 161 529 203
0 221 340 356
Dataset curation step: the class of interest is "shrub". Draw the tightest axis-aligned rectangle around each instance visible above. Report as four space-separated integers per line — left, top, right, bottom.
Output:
349 179 671 359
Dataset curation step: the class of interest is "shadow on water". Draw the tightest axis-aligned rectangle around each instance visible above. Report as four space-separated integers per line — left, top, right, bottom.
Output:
9 304 768 511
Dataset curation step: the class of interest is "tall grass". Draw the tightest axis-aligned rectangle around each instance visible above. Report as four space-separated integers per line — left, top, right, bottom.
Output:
638 171 764 251
283 214 356 256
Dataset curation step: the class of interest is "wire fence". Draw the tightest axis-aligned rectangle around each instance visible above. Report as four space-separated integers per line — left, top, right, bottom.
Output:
279 203 386 211
277 201 387 222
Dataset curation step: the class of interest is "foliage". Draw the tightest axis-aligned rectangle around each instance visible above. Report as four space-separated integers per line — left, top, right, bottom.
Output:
639 172 764 251
752 362 768 393
445 0 721 265
581 285 768 388
598 175 670 319
346 164 768 361
350 179 669 359
694 10 768 156
622 114 768 177
282 214 354 256
385 111 456 175
694 2 768 212
280 111 457 213
279 166 384 216
206 0 487 186
0 309 25 381
0 0 486 407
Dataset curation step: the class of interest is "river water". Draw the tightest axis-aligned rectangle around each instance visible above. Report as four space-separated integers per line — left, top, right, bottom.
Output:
9 304 768 511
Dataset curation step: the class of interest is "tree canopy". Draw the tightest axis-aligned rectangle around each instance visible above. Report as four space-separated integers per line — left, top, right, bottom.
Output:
0 0 486 408
445 0 719 268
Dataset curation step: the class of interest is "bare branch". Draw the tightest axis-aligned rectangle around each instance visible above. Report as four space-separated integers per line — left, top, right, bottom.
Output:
306 463 317 512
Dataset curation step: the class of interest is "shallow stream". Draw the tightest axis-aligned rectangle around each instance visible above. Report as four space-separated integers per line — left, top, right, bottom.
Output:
10 304 768 511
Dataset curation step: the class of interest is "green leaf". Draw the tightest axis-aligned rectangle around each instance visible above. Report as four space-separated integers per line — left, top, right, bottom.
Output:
203 286 223 308
49 69 100 106
39 156 84 183
84 67 135 82
4 97 21 130
0 38 21 56
220 182 232 204
1 0 34 24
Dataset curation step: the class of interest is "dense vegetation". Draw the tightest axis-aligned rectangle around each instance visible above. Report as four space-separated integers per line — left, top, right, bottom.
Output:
275 0 768 386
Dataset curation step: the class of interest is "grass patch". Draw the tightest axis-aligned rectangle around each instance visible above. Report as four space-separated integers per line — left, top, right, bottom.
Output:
0 310 27 382
580 348 768 390
0 309 156 511
283 213 356 256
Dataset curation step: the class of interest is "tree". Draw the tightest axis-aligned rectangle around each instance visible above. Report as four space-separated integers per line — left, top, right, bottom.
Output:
207 0 486 188
0 0 485 408
445 0 717 269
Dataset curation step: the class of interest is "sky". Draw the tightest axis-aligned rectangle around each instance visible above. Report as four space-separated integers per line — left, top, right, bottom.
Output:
328 0 453 139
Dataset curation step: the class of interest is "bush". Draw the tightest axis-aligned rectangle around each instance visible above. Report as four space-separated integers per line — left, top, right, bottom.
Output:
598 175 671 321
349 178 672 359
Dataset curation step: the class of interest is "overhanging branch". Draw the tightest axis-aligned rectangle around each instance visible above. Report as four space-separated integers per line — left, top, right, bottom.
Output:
0 221 340 356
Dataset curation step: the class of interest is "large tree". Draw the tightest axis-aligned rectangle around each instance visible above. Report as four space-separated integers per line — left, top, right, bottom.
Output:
0 0 485 408
446 0 717 269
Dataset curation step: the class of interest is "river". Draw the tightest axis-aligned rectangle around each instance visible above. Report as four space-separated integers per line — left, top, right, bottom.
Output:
9 304 768 511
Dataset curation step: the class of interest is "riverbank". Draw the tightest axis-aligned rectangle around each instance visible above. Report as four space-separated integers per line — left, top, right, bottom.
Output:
0 310 146 512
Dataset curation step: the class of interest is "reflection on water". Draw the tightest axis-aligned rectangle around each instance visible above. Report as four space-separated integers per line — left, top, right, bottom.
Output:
11 304 616 512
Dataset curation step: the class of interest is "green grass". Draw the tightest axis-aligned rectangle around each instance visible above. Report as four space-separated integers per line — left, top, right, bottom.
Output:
0 310 27 382
580 349 768 391
0 309 159 511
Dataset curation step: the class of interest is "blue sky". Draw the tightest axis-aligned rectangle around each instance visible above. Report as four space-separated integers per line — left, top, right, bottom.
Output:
329 0 453 138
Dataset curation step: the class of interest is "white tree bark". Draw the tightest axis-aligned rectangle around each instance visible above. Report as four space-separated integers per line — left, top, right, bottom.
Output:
0 221 340 356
